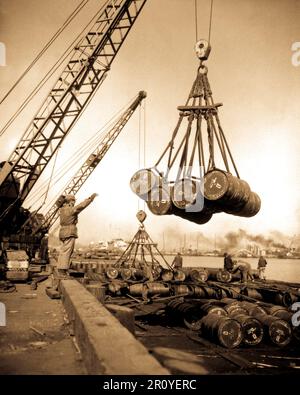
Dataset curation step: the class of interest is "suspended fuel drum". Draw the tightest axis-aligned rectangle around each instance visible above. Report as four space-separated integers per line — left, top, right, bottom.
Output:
171 178 202 209
131 46 261 226
200 314 243 349
147 186 172 215
203 169 260 217
255 314 292 347
173 207 213 225
130 168 159 200
232 314 264 346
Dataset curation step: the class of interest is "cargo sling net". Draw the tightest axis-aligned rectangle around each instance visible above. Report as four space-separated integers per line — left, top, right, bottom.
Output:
130 40 261 225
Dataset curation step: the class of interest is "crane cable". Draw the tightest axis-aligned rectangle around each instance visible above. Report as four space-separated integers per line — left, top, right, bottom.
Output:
0 0 107 138
137 97 147 212
0 0 89 106
194 0 214 43
26 93 143 211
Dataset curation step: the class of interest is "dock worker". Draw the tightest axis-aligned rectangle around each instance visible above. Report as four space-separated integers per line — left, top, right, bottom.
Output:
233 261 254 283
57 193 98 275
257 255 267 280
223 252 235 272
171 252 183 269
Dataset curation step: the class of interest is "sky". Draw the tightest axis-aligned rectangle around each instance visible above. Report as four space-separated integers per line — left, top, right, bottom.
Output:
0 0 300 246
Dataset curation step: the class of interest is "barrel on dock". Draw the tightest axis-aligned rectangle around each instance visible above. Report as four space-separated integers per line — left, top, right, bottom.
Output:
240 287 263 300
166 300 202 331
232 314 264 346
202 286 220 299
199 302 227 317
146 282 170 296
120 268 132 280
224 304 247 316
239 302 267 316
189 268 208 282
255 314 292 347
191 286 207 298
173 269 186 282
200 314 243 348
173 284 192 296
106 267 119 279
161 269 173 281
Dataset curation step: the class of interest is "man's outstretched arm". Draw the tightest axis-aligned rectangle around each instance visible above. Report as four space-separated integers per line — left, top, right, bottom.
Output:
74 193 98 214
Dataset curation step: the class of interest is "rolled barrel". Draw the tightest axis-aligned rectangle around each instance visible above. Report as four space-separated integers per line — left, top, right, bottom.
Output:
239 301 267 316
120 268 132 280
106 267 119 279
199 302 227 317
200 314 243 348
231 314 264 346
161 269 173 281
189 268 209 282
166 300 202 331
255 314 292 347
173 269 186 282
224 304 248 316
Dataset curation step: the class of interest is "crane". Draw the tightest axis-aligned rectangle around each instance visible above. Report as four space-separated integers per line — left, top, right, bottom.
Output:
0 0 147 280
0 0 147 225
35 90 146 235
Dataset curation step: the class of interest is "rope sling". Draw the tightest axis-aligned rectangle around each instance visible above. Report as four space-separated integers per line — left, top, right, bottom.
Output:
130 40 261 225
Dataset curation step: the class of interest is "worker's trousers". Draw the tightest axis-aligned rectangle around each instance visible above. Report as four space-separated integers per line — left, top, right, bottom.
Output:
57 237 75 270
258 267 266 280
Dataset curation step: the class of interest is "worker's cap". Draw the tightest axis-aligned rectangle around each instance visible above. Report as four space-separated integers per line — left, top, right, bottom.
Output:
65 194 76 202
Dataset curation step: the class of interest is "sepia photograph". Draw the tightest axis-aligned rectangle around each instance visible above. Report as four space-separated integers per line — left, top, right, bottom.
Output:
0 0 299 383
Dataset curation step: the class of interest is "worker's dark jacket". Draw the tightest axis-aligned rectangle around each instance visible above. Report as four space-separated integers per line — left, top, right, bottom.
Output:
224 256 234 271
59 198 93 241
258 257 267 268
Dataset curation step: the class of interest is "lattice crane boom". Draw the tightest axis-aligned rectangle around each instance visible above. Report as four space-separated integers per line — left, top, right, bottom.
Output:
38 90 146 233
0 0 147 221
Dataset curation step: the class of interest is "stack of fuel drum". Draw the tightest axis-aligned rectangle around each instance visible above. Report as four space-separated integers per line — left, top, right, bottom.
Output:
130 167 261 225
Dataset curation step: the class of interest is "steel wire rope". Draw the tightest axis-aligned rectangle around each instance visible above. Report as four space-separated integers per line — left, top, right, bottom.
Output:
0 0 109 138
28 93 142 212
0 0 89 106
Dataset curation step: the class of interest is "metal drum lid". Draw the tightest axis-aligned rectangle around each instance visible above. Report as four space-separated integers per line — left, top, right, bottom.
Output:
204 169 229 200
130 168 158 196
147 186 171 215
172 178 201 209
